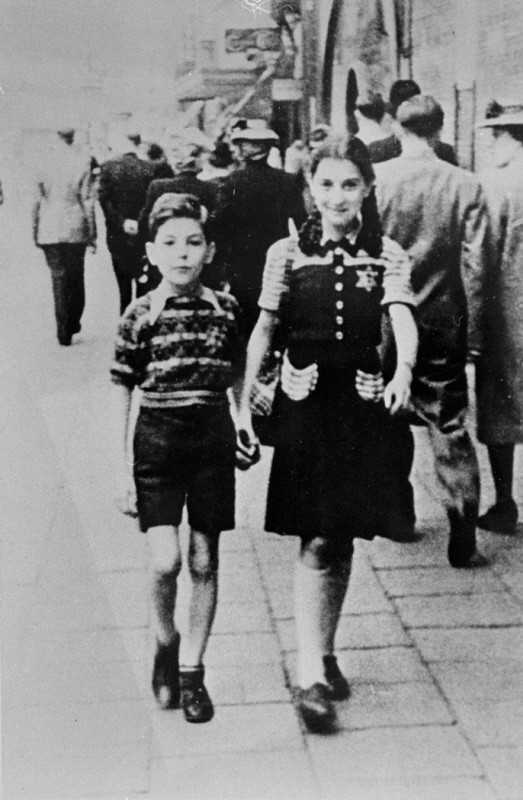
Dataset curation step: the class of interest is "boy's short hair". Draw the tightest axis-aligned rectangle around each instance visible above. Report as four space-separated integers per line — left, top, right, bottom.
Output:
148 193 213 241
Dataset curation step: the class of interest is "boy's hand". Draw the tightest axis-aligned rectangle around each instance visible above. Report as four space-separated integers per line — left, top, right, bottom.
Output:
235 428 261 471
115 473 138 517
355 370 384 402
383 364 412 415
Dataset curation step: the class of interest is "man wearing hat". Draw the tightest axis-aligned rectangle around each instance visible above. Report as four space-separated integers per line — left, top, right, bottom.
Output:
32 126 96 346
368 80 457 165
374 95 491 568
99 131 173 314
215 123 306 333
474 104 523 533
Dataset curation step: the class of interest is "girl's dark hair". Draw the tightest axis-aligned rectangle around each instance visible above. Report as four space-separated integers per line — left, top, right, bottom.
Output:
303 135 383 257
148 193 213 241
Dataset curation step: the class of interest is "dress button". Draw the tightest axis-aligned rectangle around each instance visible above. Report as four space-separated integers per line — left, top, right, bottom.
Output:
335 282 343 292
335 265 344 275
335 331 344 341
336 300 344 310
336 315 343 326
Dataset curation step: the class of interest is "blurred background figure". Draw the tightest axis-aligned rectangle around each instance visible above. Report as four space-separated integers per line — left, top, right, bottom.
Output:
355 92 388 146
98 130 172 314
475 102 523 533
216 122 306 333
32 126 97 346
197 140 235 181
368 80 457 165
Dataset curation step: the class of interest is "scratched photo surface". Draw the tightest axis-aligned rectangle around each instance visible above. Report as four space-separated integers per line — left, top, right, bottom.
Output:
1 2 523 800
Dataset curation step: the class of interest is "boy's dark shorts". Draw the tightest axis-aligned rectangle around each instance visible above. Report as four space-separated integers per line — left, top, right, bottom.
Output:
134 404 236 534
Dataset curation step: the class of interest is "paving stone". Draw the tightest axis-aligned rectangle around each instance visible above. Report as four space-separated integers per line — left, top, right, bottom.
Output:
205 631 282 666
409 627 523 663
368 525 450 570
395 592 523 628
212 601 273 634
2 699 150 755
4 654 143 707
284 646 431 687
276 612 410 652
150 750 319 800
449 699 523 747
498 569 523 603
378 566 505 597
0 585 35 667
149 703 303 758
309 726 481 785
3 743 149 800
343 558 394 613
335 681 453 730
324 777 497 800
215 568 267 605
206 662 290 705
430 661 523 704
476 747 523 800
99 570 149 627
220 527 257 552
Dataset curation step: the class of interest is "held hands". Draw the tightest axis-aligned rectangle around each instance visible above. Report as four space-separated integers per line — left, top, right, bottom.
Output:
281 352 318 401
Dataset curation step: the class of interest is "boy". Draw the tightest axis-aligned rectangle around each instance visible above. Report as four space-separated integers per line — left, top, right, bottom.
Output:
110 193 245 722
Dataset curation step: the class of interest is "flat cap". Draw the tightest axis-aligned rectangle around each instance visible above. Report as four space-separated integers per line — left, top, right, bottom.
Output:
397 95 444 136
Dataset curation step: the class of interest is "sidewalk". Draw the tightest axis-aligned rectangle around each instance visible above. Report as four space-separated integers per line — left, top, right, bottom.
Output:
1 208 523 800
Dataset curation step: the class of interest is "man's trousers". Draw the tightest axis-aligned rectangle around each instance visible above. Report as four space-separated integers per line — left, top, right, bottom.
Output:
43 244 86 345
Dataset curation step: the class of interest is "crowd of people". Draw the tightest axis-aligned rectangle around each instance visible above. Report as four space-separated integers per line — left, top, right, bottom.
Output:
30 79 522 734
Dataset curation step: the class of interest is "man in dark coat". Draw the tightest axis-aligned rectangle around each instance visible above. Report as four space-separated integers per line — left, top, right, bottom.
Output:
374 96 491 568
138 146 222 290
368 80 457 166
215 124 306 332
99 133 172 313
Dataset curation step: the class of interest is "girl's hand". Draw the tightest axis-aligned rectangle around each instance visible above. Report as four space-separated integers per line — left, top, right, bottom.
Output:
115 473 138 518
281 353 318 401
383 364 412 415
355 370 384 402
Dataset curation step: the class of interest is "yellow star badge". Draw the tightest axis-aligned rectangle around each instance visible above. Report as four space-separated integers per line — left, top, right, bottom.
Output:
355 266 378 292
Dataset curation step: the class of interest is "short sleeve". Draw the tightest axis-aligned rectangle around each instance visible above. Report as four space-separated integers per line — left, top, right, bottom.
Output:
110 304 149 388
380 236 416 308
258 237 294 312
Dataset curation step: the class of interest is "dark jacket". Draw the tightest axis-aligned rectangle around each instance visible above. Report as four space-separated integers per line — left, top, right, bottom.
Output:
376 151 490 384
368 133 457 166
99 152 172 254
215 160 306 326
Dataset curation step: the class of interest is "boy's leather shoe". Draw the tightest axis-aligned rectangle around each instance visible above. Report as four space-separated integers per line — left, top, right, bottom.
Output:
296 683 336 733
323 655 351 700
152 635 180 710
478 500 518 534
180 666 214 723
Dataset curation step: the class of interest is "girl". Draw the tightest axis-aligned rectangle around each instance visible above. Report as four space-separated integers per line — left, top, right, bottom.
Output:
238 136 418 732
110 193 244 723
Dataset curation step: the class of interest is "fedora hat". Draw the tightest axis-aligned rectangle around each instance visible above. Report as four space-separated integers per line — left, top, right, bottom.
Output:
478 102 523 128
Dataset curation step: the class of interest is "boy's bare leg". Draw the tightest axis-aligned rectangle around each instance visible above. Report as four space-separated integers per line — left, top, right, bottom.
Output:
179 529 219 667
147 526 182 644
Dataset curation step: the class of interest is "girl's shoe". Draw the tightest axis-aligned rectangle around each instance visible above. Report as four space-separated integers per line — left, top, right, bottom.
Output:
296 683 336 733
478 499 518 534
179 666 214 723
152 635 180 710
323 655 351 700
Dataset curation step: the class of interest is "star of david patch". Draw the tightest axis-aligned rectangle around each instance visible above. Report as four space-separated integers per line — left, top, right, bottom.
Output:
355 266 379 292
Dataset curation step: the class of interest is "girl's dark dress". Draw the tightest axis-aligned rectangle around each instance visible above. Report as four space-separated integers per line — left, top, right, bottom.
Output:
260 235 414 542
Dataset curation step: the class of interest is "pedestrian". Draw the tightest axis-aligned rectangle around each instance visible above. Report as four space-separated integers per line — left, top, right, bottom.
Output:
368 80 457 165
32 126 96 346
99 131 173 314
216 123 306 333
110 193 245 723
373 95 490 565
474 103 523 533
237 135 418 733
